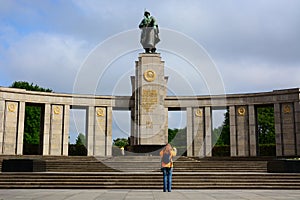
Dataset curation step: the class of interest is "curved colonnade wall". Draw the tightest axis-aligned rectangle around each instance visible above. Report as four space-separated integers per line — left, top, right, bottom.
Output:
0 86 299 157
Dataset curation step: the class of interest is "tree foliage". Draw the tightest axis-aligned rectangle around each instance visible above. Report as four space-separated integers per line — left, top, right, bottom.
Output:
212 107 275 146
113 138 129 148
257 106 275 144
10 81 53 145
10 81 52 92
168 128 187 147
212 111 230 145
76 133 86 146
23 106 41 144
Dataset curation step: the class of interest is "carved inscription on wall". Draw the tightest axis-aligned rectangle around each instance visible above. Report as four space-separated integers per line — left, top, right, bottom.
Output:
146 120 153 128
141 89 158 112
283 104 291 114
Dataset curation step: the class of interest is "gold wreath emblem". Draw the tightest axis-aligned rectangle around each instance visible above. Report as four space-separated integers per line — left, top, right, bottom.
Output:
238 107 246 116
144 69 156 82
53 106 61 115
195 109 202 117
8 103 16 112
283 105 291 114
96 108 105 117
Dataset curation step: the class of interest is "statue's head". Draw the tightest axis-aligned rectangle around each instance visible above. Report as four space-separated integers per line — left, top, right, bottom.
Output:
144 11 150 17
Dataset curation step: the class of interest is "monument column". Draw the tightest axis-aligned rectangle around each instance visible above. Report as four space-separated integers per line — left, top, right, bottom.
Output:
236 106 250 156
187 107 205 157
248 105 257 156
274 103 283 156
229 106 237 156
186 107 193 156
94 107 105 156
62 105 70 156
274 103 299 156
193 108 205 157
106 106 113 156
16 101 25 155
86 106 95 156
131 53 168 147
295 101 300 156
49 104 64 155
204 107 212 157
0 100 5 154
2 101 19 154
42 104 51 155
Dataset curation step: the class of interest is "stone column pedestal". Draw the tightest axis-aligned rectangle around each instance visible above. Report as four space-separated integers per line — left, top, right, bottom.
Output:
131 53 168 147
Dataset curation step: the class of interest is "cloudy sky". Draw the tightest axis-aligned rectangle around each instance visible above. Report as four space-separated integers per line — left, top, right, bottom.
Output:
1 0 300 142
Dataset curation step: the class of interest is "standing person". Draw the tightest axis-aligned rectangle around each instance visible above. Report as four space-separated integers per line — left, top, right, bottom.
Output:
139 10 160 53
160 143 176 192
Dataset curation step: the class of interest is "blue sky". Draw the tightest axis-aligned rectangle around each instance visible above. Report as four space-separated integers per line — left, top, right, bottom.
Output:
1 0 300 142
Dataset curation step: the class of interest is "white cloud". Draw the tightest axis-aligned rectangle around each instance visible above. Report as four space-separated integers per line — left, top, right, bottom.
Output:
1 0 299 142
1 0 300 93
219 60 300 93
1 32 90 92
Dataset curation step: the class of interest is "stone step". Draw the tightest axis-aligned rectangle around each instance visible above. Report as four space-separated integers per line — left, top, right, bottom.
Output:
1 172 300 189
1 155 269 173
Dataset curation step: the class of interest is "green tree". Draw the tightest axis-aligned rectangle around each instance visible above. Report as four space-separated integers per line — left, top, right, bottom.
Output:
168 128 187 146
212 111 230 146
10 81 53 145
257 107 275 144
23 106 41 144
213 107 275 145
113 138 129 148
10 81 52 92
76 133 86 146
168 128 178 143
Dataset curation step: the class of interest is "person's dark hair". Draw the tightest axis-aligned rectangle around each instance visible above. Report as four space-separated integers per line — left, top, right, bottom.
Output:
144 11 150 16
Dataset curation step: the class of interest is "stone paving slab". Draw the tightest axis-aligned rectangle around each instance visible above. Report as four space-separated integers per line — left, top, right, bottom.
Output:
0 189 300 200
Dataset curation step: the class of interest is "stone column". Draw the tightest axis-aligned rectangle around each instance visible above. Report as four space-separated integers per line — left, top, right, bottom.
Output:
94 107 106 156
248 105 257 156
229 106 237 156
186 107 193 157
2 101 19 155
236 106 249 156
49 105 64 155
106 106 113 156
62 105 70 156
193 108 205 157
187 107 208 157
281 103 296 156
43 104 51 155
0 100 5 154
274 103 283 156
295 101 300 156
86 106 95 156
16 101 25 155
204 107 212 157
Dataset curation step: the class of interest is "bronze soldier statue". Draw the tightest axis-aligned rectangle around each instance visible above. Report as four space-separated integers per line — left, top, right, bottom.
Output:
139 11 160 53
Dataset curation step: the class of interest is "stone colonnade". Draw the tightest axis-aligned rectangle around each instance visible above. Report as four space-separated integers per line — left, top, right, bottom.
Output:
0 87 300 157
0 88 113 156
166 89 300 157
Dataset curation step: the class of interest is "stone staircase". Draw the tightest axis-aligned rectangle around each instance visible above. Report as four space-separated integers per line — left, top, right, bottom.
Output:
1 172 300 189
1 155 300 189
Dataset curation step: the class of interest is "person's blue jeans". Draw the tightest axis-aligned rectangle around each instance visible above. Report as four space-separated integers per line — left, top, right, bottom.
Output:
162 167 173 192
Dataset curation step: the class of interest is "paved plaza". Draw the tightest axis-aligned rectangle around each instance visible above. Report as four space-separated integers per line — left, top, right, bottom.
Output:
1 189 300 200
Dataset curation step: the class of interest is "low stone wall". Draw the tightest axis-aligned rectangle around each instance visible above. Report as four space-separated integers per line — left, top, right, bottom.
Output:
2 159 46 172
267 159 300 173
